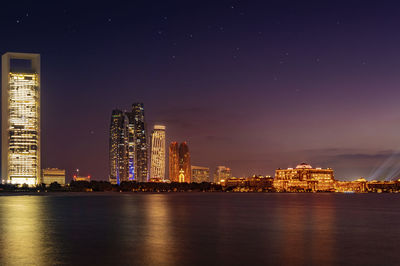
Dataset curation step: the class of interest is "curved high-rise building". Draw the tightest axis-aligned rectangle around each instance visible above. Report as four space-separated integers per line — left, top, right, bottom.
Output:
169 142 191 183
126 111 135 180
150 125 166 180
109 109 129 185
179 142 191 183
169 142 179 182
131 103 148 182
2 53 41 186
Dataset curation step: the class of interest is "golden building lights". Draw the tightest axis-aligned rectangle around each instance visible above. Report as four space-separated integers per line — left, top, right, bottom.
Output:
274 163 335 192
169 142 179 182
191 166 210 183
169 142 191 183
179 142 191 183
2 53 41 186
150 125 166 181
41 168 66 186
214 166 231 183
178 169 185 183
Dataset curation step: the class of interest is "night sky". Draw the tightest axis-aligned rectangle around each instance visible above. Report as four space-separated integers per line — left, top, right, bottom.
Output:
2 1 400 181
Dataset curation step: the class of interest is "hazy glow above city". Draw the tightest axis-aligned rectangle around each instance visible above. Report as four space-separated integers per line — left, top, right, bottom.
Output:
2 1 400 180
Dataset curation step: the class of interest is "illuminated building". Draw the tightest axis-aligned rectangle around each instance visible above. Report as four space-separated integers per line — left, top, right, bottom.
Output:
130 103 148 182
169 142 179 182
274 163 335 191
191 166 210 183
126 112 135 180
109 109 129 185
2 53 41 186
335 178 367 193
169 142 191 182
366 180 400 193
150 125 166 181
73 175 91 182
178 169 185 183
247 175 274 189
220 177 246 187
41 168 65 186
214 166 232 183
179 142 191 183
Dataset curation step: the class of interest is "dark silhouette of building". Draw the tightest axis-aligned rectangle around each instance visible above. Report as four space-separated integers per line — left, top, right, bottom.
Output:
109 109 129 184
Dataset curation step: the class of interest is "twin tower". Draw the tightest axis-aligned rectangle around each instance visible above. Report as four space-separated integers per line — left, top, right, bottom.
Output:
109 105 167 184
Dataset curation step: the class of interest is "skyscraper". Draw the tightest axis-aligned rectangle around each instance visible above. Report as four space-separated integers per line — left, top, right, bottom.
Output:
109 109 129 184
179 142 191 183
2 53 41 185
126 112 135 180
169 142 179 182
169 142 191 183
130 103 148 182
150 125 166 180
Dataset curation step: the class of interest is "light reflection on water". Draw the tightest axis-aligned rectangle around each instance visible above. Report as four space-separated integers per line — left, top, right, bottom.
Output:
0 193 399 265
142 195 175 265
0 196 54 265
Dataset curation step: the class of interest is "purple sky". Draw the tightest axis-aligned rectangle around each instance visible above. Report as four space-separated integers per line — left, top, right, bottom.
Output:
2 1 400 180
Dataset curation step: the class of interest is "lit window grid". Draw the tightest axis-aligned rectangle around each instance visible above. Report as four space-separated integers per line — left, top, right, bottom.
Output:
8 73 39 179
150 129 166 179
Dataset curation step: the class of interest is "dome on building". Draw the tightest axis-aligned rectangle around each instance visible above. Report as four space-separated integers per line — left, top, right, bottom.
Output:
295 163 312 169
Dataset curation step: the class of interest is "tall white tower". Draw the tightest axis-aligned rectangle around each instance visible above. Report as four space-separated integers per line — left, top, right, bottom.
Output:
150 125 166 180
2 53 41 185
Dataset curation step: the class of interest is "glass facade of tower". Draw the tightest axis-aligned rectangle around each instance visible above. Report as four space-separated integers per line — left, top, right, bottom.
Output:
179 142 191 183
169 142 179 182
109 109 129 185
169 142 191 183
130 103 148 182
126 112 135 180
2 53 41 186
150 125 166 180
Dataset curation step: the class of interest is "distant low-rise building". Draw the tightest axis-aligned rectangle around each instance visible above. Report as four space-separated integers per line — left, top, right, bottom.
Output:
73 175 91 182
42 168 66 185
367 180 400 192
335 178 367 193
247 175 274 189
191 166 210 183
220 175 274 191
214 166 232 183
274 163 335 191
220 177 246 187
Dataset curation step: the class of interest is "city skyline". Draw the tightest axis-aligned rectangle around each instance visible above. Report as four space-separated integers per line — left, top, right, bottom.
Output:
2 3 400 266
3 2 400 180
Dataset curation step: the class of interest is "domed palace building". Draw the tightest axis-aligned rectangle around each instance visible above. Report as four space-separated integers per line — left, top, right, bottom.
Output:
274 163 335 192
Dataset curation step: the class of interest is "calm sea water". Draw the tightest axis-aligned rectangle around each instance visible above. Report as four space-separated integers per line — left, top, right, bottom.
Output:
0 193 399 265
